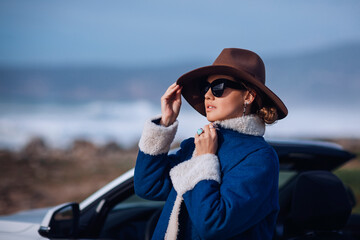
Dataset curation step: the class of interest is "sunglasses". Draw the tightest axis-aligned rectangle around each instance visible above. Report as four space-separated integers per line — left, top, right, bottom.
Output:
200 78 247 97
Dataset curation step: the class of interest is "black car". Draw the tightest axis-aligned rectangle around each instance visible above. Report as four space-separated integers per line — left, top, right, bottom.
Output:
0 140 359 240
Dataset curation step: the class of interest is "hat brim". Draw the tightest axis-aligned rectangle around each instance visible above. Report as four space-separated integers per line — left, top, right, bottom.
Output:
176 65 288 120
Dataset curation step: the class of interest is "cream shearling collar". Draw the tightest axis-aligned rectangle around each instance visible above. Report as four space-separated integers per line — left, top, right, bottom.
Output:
214 114 265 136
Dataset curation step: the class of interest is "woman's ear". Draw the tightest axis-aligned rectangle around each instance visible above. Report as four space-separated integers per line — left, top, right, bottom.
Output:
244 90 256 104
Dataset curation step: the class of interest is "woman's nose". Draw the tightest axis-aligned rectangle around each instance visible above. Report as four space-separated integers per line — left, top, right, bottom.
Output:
204 88 215 99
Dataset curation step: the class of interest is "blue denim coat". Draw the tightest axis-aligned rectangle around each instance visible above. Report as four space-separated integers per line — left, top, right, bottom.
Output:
135 115 279 240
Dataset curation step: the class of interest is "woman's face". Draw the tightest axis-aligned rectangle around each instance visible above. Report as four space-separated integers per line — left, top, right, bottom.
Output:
204 74 248 122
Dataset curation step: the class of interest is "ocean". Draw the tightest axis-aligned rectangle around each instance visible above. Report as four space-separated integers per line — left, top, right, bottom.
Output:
1 100 359 150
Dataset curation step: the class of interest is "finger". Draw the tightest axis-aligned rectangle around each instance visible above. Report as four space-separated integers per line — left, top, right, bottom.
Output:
207 124 216 139
209 127 217 139
169 84 182 96
209 123 216 132
194 133 200 143
165 85 178 95
165 82 178 92
176 86 182 95
175 86 182 98
203 125 210 136
172 83 182 90
162 85 180 101
175 85 182 94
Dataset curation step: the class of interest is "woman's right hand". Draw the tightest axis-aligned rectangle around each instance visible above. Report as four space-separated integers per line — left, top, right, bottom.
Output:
160 83 182 127
194 123 218 156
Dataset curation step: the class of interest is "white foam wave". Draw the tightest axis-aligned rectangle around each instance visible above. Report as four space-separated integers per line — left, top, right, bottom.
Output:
0 101 359 150
0 101 161 150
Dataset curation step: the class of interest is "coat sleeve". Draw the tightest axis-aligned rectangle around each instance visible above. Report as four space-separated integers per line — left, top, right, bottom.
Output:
134 116 182 201
178 147 279 239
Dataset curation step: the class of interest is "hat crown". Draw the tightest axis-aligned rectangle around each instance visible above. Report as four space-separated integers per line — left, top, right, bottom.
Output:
213 48 266 84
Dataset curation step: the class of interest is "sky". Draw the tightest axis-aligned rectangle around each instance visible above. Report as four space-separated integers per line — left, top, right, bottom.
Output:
1 0 360 67
1 0 360 147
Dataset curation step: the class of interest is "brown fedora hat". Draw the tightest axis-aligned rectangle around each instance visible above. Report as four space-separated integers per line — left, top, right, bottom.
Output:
176 48 288 120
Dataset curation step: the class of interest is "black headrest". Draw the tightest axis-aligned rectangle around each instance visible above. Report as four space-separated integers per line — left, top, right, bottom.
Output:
287 171 352 232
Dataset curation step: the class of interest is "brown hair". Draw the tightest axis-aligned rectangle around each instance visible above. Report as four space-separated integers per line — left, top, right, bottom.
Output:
257 106 278 124
246 84 278 124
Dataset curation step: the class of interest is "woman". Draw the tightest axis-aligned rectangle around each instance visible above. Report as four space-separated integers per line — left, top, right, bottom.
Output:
134 48 288 240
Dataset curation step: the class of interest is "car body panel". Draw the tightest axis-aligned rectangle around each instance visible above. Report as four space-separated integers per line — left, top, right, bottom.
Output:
0 221 45 240
0 208 49 224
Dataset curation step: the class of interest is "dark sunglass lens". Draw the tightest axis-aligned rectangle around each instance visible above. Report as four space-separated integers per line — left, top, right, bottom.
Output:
212 82 225 97
203 86 210 95
200 82 210 96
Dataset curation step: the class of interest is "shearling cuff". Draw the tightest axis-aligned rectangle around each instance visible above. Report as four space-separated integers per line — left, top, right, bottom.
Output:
138 115 178 156
170 154 221 195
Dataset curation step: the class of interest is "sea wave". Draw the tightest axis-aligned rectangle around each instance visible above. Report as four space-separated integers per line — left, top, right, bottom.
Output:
0 101 359 150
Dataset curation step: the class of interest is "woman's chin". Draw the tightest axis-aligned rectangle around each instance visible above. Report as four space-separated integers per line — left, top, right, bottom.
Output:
206 113 218 122
206 116 214 122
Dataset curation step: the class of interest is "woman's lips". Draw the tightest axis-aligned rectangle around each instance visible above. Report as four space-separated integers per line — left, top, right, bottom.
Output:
206 105 216 112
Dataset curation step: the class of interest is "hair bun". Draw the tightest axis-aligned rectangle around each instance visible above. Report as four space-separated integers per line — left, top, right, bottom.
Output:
258 107 278 124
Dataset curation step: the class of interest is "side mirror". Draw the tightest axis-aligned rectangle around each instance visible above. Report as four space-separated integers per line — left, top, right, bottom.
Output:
38 202 80 238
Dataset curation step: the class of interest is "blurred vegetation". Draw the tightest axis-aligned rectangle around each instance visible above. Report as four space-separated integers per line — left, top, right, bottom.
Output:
330 138 360 214
0 137 138 215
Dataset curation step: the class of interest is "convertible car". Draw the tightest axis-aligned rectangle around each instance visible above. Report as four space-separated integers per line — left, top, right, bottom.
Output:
0 140 359 240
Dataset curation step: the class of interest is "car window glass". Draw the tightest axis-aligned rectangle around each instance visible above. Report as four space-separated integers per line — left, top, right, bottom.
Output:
279 171 297 188
121 194 154 204
111 194 164 211
100 194 164 240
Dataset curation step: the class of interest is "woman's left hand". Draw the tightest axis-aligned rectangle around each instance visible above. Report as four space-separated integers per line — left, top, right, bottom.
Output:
194 123 218 156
